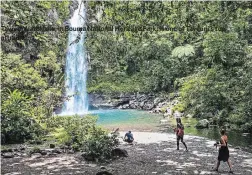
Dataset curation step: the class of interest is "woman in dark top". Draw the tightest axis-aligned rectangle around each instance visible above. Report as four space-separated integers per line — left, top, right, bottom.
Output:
174 118 188 151
213 129 233 173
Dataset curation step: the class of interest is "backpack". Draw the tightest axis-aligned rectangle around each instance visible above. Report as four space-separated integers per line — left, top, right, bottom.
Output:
177 123 184 136
177 128 184 136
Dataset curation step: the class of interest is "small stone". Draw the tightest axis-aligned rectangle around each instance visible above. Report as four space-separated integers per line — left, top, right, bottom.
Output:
40 151 47 155
68 150 74 154
96 171 113 175
31 153 42 159
88 163 97 168
52 149 61 154
48 152 57 157
2 153 14 158
100 166 106 170
49 144 55 148
22 153 28 157
111 148 128 157
14 152 22 157
19 146 26 151
1 149 12 153
242 133 249 136
7 148 13 152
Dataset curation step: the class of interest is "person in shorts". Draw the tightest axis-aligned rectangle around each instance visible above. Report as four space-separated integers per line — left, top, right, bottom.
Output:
174 118 188 151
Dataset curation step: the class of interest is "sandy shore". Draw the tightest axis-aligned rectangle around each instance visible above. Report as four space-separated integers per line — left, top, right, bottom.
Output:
2 132 252 175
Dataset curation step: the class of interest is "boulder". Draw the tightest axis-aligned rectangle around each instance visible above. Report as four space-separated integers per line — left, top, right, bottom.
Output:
48 152 58 157
31 153 42 159
19 146 26 151
152 108 162 113
100 166 106 170
195 119 210 129
121 104 129 109
13 152 22 157
40 151 47 156
49 144 55 148
129 101 137 109
2 153 14 158
142 102 154 110
52 149 62 154
140 101 145 108
111 148 128 157
96 171 113 175
81 152 96 161
1 148 13 153
68 150 75 154
154 98 164 105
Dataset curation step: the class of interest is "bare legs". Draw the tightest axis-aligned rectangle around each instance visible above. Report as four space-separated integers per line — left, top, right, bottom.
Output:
214 160 220 171
177 137 188 151
227 160 233 173
214 160 233 173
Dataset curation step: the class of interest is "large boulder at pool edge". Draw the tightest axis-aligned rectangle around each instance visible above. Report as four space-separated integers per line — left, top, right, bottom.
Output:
196 119 210 129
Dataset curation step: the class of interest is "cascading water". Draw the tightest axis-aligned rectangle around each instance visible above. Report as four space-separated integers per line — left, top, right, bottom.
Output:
62 0 88 115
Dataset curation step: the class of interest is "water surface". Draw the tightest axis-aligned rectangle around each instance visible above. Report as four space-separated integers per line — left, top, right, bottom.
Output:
93 109 252 152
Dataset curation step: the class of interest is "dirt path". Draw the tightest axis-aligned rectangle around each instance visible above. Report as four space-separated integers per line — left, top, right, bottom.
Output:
2 132 252 175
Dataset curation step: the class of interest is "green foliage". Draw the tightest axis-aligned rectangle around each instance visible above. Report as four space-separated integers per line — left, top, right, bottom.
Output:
172 44 195 58
88 74 148 94
85 1 252 132
1 53 47 95
1 0 69 144
49 115 98 146
1 89 44 143
49 115 118 160
172 103 186 113
83 127 119 161
203 32 246 67
1 0 252 151
35 51 61 84
29 147 41 155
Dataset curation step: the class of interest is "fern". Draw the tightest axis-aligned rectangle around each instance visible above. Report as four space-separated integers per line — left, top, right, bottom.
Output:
172 44 195 58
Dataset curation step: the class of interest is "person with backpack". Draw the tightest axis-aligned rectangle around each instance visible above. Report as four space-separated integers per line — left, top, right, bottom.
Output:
174 118 188 151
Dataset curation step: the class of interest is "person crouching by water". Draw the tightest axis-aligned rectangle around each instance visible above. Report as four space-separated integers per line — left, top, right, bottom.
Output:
124 131 134 144
213 129 233 173
174 118 188 151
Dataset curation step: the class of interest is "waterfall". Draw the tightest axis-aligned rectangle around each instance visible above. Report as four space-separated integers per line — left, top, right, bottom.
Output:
62 0 88 115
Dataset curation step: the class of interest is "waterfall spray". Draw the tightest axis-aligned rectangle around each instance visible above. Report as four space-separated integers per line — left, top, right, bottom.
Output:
62 0 88 115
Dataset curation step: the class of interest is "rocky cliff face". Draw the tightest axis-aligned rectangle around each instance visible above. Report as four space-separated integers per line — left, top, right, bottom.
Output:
88 92 183 116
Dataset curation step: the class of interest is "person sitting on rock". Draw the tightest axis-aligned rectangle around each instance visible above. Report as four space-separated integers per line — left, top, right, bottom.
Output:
174 118 188 151
124 131 134 143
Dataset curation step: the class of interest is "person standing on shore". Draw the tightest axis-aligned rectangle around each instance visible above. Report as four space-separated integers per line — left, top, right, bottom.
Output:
174 118 188 151
213 129 233 173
